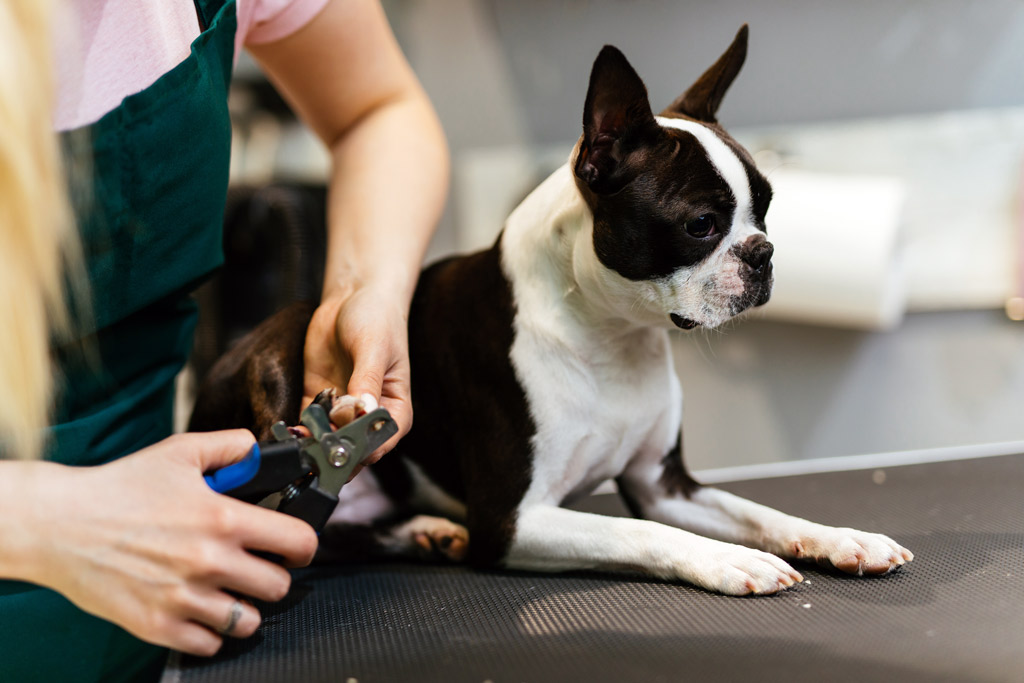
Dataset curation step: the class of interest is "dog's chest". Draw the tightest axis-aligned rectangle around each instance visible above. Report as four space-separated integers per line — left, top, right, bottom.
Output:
510 318 681 505
496 165 682 506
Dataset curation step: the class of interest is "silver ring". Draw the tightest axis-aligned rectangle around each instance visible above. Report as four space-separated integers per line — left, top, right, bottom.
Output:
219 600 244 635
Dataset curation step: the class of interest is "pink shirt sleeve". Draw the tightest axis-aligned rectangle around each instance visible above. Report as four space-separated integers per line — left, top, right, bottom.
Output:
236 0 330 51
54 0 331 131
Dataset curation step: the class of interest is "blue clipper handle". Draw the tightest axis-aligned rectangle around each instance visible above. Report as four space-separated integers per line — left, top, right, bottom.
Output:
204 442 262 493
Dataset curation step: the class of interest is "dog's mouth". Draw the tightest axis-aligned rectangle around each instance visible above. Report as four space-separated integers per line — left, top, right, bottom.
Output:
669 313 701 330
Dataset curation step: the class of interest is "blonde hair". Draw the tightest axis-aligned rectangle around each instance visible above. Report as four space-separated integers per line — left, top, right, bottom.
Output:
0 0 84 459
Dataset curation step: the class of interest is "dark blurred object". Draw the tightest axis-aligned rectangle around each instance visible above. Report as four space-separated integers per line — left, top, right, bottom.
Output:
241 77 296 120
192 184 327 382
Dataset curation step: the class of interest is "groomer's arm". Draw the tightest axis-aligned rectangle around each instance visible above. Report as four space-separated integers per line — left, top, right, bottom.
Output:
249 0 449 458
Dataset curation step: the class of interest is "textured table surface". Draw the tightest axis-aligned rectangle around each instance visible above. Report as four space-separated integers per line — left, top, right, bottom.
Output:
166 453 1024 683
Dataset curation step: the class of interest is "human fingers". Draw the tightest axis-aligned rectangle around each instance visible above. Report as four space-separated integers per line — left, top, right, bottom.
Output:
375 389 412 455
361 361 413 464
327 390 408 467
160 619 224 657
225 499 319 568
302 298 352 407
186 592 262 640
350 329 411 423
172 430 257 473
344 338 389 408
213 548 295 601
342 341 410 463
85 587 234 658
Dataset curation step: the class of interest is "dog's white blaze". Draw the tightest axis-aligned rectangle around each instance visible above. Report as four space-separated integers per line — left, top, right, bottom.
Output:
647 117 766 327
654 115 753 222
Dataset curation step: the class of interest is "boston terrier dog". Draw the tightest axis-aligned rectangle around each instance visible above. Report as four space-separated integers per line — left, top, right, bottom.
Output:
192 26 912 595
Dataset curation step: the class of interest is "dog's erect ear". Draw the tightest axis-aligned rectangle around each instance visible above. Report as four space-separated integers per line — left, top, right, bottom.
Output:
663 24 748 123
575 45 657 194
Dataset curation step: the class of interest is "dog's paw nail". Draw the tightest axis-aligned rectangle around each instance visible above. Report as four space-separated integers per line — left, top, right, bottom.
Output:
835 555 858 568
413 532 432 552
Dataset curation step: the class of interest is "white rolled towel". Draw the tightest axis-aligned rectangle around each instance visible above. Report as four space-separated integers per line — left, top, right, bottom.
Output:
757 169 907 330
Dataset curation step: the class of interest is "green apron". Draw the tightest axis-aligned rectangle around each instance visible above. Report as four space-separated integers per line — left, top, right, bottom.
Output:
0 1 237 680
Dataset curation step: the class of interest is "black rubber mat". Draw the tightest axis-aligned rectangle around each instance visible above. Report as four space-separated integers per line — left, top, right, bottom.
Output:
166 453 1024 683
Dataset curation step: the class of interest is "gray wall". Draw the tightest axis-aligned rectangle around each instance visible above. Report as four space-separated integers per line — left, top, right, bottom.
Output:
673 311 1024 470
490 0 1024 137
391 0 1024 151
385 0 1024 468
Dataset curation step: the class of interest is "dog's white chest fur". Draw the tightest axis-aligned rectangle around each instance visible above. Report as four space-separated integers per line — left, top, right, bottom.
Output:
501 165 683 507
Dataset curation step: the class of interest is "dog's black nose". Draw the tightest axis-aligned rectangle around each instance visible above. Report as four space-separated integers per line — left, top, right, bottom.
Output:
739 237 774 279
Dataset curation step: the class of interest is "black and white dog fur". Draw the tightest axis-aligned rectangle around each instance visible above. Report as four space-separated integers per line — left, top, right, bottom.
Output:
192 26 912 595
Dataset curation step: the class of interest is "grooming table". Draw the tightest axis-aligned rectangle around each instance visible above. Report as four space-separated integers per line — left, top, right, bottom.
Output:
164 450 1024 683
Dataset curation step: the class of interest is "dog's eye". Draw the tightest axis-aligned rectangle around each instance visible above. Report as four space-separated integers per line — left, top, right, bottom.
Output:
684 214 716 238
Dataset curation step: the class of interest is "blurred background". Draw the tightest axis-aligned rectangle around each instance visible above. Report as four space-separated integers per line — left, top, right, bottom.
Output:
215 0 1024 471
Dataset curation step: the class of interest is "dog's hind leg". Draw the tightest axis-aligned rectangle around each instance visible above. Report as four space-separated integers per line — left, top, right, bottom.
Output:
318 515 469 564
316 465 469 564
503 504 802 595
616 439 914 576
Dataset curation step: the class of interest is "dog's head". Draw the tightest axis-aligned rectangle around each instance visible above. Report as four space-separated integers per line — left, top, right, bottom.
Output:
572 26 773 331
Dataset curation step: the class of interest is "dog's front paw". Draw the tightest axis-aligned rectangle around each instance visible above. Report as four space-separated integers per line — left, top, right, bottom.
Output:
687 543 803 595
788 528 913 576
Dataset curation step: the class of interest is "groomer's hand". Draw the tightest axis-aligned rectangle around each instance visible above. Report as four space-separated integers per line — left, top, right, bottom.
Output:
12 431 317 656
302 282 412 464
